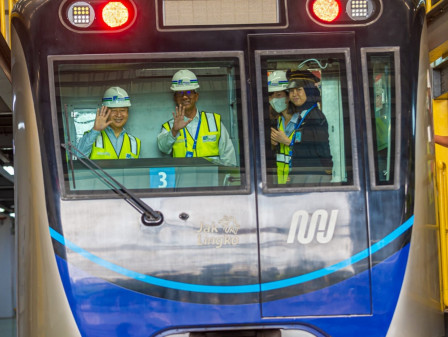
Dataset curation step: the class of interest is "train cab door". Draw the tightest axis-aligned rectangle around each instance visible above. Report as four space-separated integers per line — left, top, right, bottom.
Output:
248 33 372 317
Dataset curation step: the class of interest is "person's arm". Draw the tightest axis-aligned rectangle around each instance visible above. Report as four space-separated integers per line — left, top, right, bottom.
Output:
157 125 176 154
435 135 448 147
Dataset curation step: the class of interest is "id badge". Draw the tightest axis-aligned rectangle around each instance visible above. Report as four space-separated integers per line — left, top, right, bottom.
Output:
185 151 194 158
295 131 302 143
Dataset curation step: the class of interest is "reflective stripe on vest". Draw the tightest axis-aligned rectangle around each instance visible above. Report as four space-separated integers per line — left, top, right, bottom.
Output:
163 111 221 158
276 153 291 164
128 134 138 156
95 134 104 149
90 131 140 159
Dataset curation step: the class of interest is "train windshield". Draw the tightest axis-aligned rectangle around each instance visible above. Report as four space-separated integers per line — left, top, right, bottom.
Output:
52 54 247 196
257 51 354 189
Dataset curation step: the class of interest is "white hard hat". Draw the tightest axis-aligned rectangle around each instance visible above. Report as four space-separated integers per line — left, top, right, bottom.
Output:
268 71 289 92
170 69 200 91
102 87 131 107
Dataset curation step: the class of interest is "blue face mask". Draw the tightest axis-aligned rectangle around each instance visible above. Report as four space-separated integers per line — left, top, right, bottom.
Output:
270 97 288 113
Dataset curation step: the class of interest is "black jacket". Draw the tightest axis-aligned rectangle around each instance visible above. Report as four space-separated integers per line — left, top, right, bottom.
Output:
290 105 333 175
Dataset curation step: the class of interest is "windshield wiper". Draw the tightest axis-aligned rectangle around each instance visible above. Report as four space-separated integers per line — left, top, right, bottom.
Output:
61 142 164 226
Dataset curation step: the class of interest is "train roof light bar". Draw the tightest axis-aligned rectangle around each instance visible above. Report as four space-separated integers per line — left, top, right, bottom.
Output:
311 0 341 23
102 1 130 28
67 2 95 28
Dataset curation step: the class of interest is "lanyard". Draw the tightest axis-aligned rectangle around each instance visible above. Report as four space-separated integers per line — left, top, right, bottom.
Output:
288 103 317 147
183 112 201 157
277 103 316 168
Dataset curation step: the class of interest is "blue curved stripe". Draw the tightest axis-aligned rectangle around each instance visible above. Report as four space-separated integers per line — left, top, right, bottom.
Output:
50 216 413 294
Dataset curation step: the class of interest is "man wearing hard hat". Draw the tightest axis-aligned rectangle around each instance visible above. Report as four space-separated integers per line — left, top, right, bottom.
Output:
157 69 236 166
77 86 141 159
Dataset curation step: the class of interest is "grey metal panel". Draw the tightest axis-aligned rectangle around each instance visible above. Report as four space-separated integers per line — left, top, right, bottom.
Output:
386 25 444 337
59 193 260 302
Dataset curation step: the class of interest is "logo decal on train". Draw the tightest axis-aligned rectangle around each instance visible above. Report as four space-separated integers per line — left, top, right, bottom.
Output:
197 215 240 248
287 209 338 244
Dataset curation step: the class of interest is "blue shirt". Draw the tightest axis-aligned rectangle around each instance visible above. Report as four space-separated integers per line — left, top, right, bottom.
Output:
280 112 301 137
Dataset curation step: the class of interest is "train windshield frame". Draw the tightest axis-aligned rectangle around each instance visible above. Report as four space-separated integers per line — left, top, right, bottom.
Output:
361 47 401 190
255 48 359 192
48 52 250 198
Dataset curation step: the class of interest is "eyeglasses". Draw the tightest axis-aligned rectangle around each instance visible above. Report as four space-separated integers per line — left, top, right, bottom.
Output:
109 108 128 115
174 90 197 97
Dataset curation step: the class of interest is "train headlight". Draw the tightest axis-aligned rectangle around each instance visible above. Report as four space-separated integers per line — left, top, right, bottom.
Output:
102 1 130 28
311 0 341 23
67 1 95 28
346 0 374 21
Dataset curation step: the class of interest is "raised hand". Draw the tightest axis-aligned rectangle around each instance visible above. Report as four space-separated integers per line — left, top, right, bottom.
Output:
93 105 112 131
171 104 193 137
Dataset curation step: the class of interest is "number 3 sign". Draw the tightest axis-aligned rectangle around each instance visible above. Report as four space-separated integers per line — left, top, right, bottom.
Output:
149 167 175 188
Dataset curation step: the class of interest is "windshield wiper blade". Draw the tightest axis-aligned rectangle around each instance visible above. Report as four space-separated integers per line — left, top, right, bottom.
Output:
61 142 164 226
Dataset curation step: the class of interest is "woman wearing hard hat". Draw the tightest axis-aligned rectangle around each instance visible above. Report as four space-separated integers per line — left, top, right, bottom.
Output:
268 70 298 184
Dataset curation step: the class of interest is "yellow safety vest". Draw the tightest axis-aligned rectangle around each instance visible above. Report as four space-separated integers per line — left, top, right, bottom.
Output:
90 130 140 159
276 117 294 184
163 111 221 158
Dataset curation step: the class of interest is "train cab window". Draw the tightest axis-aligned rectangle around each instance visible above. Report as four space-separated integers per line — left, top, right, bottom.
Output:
50 54 247 197
362 49 399 188
256 51 355 190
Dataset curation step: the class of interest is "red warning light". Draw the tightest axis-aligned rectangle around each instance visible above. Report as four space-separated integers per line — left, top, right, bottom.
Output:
311 0 341 23
102 1 130 28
